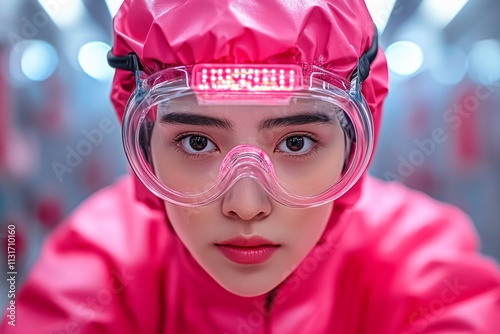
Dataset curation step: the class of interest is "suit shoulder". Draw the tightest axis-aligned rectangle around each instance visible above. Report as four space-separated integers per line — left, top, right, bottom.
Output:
48 175 168 267
348 176 479 256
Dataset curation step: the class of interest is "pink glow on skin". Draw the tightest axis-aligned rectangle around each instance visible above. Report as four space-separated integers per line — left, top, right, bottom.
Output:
153 96 344 297
163 180 334 297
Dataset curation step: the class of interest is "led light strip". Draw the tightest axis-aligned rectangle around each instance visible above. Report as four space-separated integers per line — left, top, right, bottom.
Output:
191 64 303 92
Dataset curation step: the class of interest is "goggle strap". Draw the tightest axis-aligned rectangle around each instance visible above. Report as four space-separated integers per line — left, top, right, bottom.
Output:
356 25 379 83
107 51 143 72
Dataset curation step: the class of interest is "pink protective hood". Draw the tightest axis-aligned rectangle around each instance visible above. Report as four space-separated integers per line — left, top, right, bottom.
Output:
110 0 389 208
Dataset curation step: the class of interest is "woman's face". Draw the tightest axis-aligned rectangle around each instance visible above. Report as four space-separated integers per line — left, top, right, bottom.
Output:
150 95 345 297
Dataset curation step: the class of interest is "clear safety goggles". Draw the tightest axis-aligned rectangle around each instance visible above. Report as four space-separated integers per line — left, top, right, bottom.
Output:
108 34 378 208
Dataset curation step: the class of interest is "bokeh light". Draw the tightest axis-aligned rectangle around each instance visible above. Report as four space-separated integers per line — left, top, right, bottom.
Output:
37 0 86 29
385 41 424 77
418 0 470 28
105 0 125 17
364 0 396 33
19 40 59 81
77 41 114 81
467 39 500 85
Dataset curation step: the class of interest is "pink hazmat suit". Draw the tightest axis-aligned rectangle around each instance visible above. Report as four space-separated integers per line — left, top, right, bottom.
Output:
2 0 499 333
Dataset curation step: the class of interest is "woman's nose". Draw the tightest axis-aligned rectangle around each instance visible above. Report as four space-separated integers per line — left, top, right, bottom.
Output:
221 178 272 221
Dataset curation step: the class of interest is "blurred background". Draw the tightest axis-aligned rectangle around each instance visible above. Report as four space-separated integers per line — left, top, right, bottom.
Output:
1 0 499 306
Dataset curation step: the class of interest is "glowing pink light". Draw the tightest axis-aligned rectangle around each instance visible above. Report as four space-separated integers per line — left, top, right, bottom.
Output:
191 64 303 92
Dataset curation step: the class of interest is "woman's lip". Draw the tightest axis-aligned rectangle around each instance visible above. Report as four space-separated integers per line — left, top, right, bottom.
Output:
216 245 280 264
215 235 279 247
215 236 280 264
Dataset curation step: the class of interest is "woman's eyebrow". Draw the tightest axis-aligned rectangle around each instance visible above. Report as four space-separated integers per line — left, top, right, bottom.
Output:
160 112 233 130
258 112 334 130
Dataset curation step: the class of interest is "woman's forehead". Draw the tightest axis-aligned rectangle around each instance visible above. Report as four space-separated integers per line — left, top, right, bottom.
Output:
159 94 339 116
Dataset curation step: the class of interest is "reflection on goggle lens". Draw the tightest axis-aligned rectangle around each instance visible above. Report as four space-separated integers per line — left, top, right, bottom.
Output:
122 66 374 207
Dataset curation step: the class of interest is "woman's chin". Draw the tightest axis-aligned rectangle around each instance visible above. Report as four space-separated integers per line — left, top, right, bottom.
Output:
217 279 280 297
207 266 285 297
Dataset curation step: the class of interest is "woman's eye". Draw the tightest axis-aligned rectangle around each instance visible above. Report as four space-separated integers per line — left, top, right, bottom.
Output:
277 135 314 154
180 135 217 153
